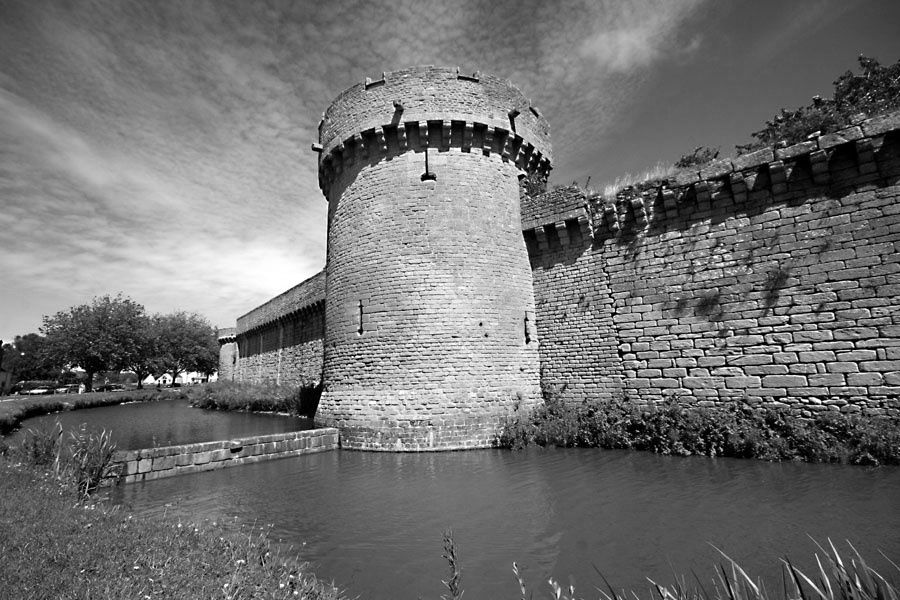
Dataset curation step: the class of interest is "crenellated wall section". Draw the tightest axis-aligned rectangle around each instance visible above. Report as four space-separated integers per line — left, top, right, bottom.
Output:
525 112 900 416
228 271 326 387
315 66 550 450
217 68 900 450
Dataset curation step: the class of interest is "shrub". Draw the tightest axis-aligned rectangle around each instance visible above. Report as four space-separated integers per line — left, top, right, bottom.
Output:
737 55 900 154
675 146 720 168
498 397 900 465
187 380 322 417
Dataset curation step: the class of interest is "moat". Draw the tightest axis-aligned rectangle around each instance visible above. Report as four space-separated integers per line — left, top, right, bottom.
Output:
112 446 900 600
10 398 312 449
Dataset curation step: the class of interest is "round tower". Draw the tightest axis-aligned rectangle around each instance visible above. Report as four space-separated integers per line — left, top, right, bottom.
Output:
315 66 552 450
216 327 238 382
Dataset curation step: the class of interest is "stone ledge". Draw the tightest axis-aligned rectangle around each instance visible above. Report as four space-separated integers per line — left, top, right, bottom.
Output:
110 428 339 484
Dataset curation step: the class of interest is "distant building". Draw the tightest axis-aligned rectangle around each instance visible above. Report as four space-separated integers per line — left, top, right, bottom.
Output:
142 371 217 386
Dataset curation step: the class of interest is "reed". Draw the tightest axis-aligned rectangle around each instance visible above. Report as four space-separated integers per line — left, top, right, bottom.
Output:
536 541 899 600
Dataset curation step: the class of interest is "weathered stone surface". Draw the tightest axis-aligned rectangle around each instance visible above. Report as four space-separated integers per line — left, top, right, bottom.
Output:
217 81 900 437
109 429 338 484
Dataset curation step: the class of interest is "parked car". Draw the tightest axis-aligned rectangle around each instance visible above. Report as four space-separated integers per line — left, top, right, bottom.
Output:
94 383 126 392
13 380 57 395
54 384 80 394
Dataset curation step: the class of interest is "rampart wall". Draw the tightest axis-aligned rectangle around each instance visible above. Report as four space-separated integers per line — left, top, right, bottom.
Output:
231 271 325 387
217 67 900 449
526 113 900 416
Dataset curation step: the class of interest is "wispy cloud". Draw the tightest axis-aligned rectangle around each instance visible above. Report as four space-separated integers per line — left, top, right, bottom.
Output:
13 0 875 342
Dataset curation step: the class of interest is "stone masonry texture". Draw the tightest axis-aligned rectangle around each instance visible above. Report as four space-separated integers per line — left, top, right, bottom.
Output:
219 68 900 451
111 429 339 484
315 66 550 450
524 115 900 417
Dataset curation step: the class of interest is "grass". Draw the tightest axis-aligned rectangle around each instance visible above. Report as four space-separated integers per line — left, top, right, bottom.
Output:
0 460 345 600
595 162 678 201
0 388 187 436
186 381 322 418
498 397 900 466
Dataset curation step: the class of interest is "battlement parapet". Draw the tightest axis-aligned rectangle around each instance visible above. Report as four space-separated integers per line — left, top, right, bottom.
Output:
316 66 552 196
217 327 236 342
583 111 900 237
521 186 592 252
236 270 325 336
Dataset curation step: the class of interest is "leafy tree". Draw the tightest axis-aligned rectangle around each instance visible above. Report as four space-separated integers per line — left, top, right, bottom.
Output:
123 315 161 389
737 55 900 154
41 295 148 392
0 334 57 381
154 311 219 385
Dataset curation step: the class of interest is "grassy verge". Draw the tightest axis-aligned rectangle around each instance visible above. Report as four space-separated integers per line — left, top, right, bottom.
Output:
0 460 344 600
0 388 187 436
498 397 900 465
186 381 322 418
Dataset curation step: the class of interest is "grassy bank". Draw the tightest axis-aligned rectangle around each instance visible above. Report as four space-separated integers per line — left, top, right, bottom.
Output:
499 397 900 465
0 388 186 437
186 381 322 418
0 459 344 600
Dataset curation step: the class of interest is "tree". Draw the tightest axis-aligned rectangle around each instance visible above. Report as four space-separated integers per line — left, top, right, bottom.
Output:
0 334 57 381
41 295 148 392
737 55 900 154
123 315 160 389
154 311 219 385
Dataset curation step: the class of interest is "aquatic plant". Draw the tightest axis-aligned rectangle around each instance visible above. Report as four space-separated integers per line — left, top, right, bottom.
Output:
532 541 899 600
66 425 117 498
441 529 464 600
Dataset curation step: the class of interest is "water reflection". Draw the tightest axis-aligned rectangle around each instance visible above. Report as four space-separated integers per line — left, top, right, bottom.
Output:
113 448 900 600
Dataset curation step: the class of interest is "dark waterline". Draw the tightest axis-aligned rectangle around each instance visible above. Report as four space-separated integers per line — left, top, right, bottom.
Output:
9 399 312 449
112 447 900 600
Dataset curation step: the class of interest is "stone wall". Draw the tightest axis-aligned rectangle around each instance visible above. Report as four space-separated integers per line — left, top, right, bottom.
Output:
231 272 325 387
315 66 550 450
113 428 338 483
526 113 900 416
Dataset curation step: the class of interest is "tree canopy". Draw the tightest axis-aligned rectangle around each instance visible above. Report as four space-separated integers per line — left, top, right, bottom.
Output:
154 311 219 384
41 294 148 392
737 55 900 154
0 334 58 381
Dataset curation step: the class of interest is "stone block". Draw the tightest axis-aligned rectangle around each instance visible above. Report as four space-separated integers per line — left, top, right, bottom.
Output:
762 375 808 387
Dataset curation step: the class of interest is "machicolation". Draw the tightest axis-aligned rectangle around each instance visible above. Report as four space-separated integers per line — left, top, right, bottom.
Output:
221 67 900 451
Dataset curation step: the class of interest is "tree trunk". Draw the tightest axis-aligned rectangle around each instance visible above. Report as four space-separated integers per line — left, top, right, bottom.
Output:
84 370 94 393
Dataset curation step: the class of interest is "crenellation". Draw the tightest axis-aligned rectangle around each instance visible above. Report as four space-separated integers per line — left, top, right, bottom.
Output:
222 71 900 450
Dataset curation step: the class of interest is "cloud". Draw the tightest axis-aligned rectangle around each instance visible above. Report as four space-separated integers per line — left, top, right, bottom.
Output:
0 0 711 341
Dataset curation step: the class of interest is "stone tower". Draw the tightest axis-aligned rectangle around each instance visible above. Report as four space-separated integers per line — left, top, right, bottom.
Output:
314 66 552 450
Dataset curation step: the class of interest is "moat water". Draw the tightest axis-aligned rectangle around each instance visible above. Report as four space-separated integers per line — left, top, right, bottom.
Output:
10 398 312 449
110 446 900 600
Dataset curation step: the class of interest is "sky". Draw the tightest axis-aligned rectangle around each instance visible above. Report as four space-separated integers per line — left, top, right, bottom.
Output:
1 0 899 343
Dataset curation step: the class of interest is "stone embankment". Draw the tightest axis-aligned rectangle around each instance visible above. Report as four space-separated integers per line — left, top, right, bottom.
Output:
113 428 338 483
